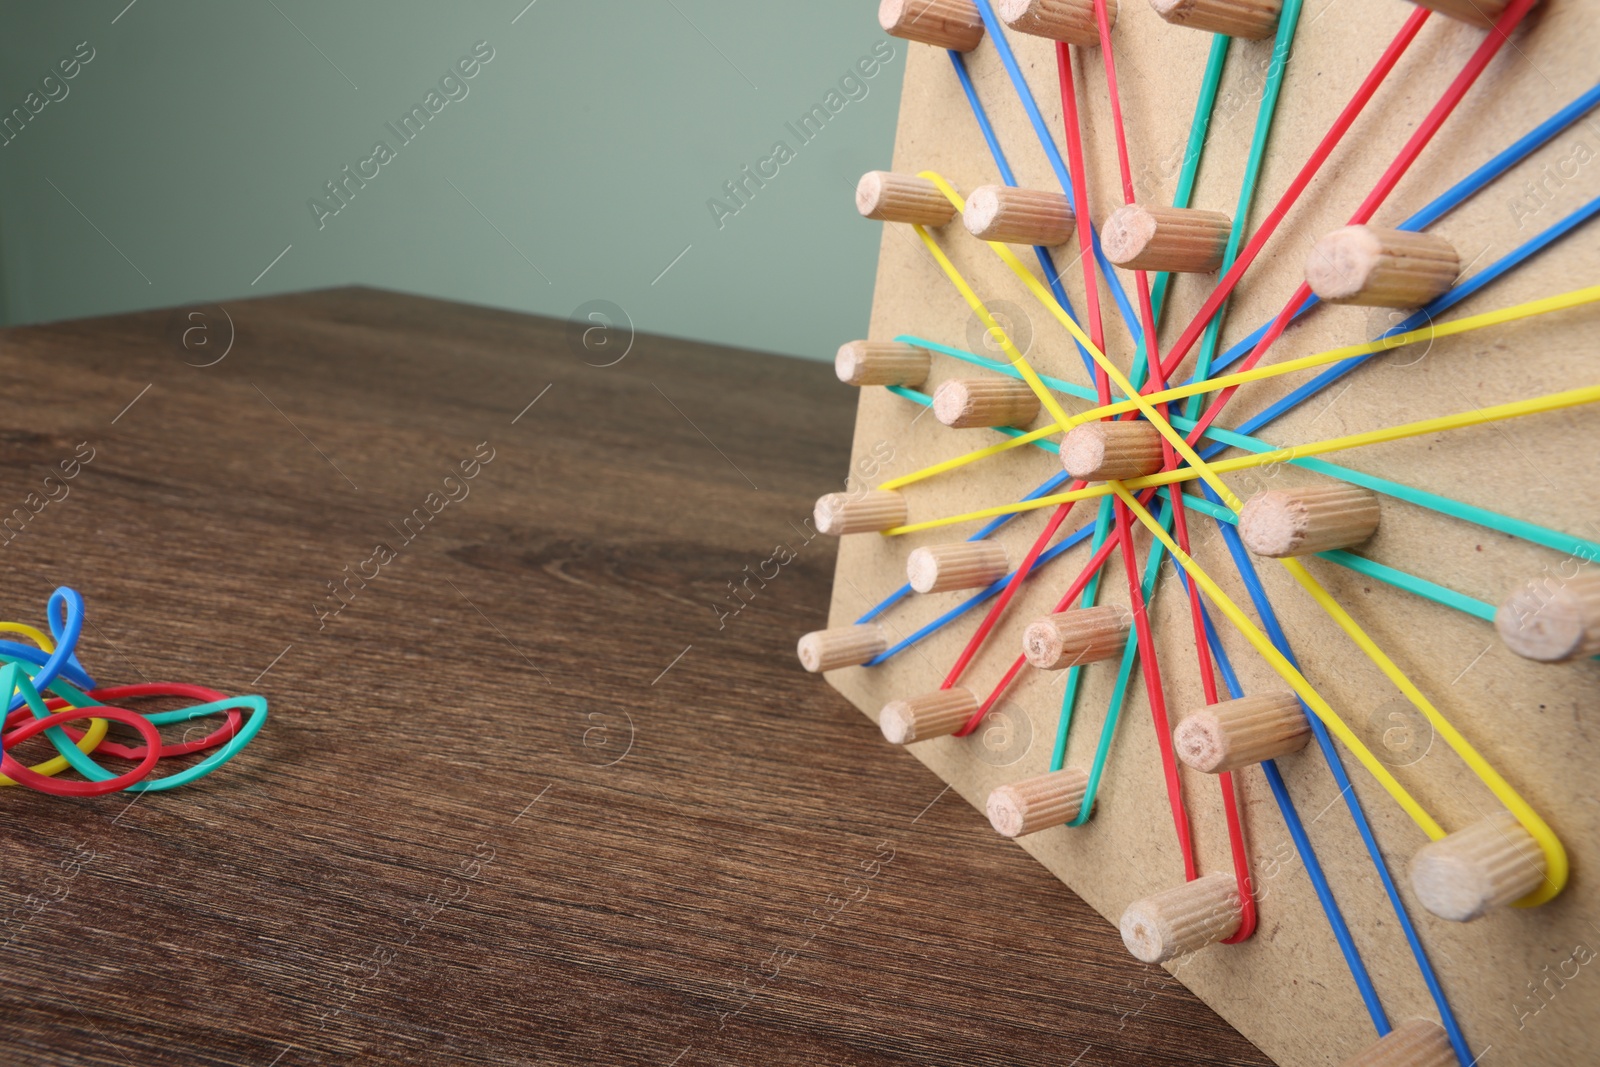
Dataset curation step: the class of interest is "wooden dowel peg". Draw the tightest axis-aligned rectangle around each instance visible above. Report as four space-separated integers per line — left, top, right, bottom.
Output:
987 767 1091 836
962 185 1076 246
1119 872 1242 963
1495 570 1600 663
796 624 888 673
997 0 1115 46
1148 0 1282 39
1404 0 1511 28
814 490 907 535
1238 484 1380 559
933 377 1041 429
1060 421 1164 481
907 540 1010 593
1102 205 1231 273
879 687 980 744
856 171 958 226
878 0 986 52
1304 226 1460 309
1340 1018 1455 1067
1023 605 1133 669
835 341 931 387
1174 691 1310 773
1410 811 1547 922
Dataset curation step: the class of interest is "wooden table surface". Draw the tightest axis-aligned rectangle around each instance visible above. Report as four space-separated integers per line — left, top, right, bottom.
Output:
0 288 1271 1066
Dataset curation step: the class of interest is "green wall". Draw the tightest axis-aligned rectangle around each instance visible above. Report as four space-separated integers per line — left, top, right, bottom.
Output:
0 0 906 360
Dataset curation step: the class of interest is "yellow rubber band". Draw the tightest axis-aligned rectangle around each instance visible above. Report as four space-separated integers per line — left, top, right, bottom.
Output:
884 384 1600 535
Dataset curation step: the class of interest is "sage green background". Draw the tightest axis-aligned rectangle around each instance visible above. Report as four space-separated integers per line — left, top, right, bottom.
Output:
0 0 907 360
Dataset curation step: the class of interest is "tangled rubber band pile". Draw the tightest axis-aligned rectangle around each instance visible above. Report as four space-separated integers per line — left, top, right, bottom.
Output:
0 587 266 797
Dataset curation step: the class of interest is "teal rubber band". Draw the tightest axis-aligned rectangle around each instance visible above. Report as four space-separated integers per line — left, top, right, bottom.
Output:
1051 495 1117 772
1148 34 1231 332
1187 0 1304 416
1062 502 1176 802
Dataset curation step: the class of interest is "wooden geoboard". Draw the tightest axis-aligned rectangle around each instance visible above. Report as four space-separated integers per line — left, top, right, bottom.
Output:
816 3 1599 1065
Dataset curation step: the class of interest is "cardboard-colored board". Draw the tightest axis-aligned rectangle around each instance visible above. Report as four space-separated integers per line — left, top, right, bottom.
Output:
821 4 1600 1065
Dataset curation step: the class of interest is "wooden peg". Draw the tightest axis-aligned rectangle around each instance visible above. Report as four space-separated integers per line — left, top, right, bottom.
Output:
1060 421 1164 481
1340 1019 1455 1067
962 185 1076 246
814 490 907 535
856 171 958 226
878 0 986 52
1023 605 1133 669
1175 691 1309 773
835 341 930 387
1238 484 1380 558
1120 872 1241 963
1304 225 1460 309
907 540 1010 593
879 687 980 744
997 0 1114 46
933 378 1041 428
796 624 888 673
987 767 1091 836
1403 0 1510 29
1495 570 1600 663
1410 811 1547 922
1148 0 1282 39
1102 205 1231 273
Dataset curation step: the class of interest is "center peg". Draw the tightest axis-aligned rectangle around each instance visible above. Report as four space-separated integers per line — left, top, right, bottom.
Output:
879 687 980 744
1120 872 1242 963
1339 1018 1456 1067
796 624 888 673
879 0 986 52
814 490 907 535
1174 691 1310 773
933 377 1041 428
1023 605 1133 669
1148 0 1282 39
1495 570 1600 663
997 0 1116 46
1304 225 1460 309
1409 811 1548 922
962 185 1076 247
1238 484 1380 558
906 540 1010 593
856 171 958 226
1102 205 1231 273
1060 421 1165 481
987 767 1091 836
835 340 931 387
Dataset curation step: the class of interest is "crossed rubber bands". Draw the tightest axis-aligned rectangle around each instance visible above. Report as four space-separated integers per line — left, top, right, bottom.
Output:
0 587 266 797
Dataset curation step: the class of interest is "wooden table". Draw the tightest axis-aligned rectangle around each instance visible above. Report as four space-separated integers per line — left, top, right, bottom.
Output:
0 289 1271 1066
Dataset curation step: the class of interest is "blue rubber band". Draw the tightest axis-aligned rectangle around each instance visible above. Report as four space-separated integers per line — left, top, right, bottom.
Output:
969 0 1144 349
949 49 1099 383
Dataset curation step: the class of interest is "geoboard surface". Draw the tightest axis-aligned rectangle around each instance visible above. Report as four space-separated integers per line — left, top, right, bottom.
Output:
821 3 1599 1065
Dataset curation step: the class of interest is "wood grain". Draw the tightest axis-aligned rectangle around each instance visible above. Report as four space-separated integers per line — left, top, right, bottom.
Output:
0 288 1268 1066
